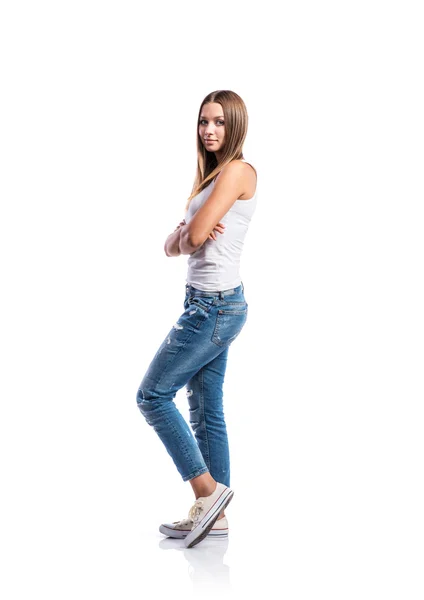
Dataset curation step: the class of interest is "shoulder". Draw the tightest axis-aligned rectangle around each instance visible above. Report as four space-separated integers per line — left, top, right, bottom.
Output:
215 159 255 184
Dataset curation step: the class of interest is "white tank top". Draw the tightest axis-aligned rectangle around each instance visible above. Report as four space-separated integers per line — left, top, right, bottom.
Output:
184 159 258 291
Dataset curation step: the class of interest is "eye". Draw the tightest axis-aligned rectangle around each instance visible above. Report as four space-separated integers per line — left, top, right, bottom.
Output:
199 119 225 125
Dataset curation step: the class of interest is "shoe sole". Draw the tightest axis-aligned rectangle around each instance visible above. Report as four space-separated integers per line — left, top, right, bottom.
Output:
159 524 229 539
184 489 234 549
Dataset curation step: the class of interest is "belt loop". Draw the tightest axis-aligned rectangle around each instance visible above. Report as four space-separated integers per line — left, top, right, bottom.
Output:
219 290 224 299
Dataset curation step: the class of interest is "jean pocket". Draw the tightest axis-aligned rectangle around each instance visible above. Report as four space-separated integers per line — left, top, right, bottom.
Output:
186 295 215 314
211 304 248 347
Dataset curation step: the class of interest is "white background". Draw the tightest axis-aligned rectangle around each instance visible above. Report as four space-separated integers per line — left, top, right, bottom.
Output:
1 1 423 598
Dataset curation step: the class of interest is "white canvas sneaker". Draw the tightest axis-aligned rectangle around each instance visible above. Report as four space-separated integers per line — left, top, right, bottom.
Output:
159 515 229 539
184 482 234 548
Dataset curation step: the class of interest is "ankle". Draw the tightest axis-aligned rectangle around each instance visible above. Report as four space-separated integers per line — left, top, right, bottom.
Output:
194 481 217 500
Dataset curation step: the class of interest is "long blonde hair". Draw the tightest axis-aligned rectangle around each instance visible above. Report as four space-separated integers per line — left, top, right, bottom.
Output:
184 90 249 212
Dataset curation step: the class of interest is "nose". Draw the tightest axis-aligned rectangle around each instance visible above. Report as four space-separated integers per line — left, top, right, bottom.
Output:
205 123 216 135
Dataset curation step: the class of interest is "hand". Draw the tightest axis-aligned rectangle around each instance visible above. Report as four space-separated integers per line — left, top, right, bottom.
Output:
208 222 226 241
174 219 186 232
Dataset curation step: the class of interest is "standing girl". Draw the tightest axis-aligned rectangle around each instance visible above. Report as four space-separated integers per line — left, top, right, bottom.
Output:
136 90 258 548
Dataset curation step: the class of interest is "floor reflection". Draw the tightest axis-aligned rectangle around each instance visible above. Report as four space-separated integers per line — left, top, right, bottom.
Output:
159 536 232 593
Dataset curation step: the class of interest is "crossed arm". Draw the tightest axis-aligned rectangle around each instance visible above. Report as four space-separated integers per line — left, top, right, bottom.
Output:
164 221 199 257
164 219 227 256
163 160 246 258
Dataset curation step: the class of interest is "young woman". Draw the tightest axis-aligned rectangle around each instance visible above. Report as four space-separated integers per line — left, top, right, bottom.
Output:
136 90 258 549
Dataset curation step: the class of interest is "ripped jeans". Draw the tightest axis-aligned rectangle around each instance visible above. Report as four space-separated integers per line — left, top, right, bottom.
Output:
136 282 248 486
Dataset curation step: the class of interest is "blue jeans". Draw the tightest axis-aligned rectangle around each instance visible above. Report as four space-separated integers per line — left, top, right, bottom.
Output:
136 282 248 486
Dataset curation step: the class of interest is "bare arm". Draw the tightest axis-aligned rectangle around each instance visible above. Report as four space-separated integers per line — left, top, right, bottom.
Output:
182 161 246 247
164 217 226 257
164 223 202 257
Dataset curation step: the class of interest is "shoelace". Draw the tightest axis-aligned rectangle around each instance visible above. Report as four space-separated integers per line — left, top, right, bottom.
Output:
188 499 204 524
172 517 192 526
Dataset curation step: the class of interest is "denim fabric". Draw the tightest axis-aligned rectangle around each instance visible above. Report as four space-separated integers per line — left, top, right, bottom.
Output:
136 282 248 486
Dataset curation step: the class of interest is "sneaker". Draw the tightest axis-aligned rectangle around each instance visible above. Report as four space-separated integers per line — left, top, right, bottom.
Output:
184 482 234 549
159 515 229 539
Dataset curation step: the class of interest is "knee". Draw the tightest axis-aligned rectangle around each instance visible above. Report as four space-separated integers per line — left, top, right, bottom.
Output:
136 375 149 410
136 385 144 408
136 380 156 414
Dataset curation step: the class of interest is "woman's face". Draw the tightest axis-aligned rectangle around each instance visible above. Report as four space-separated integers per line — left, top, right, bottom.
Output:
198 102 226 157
